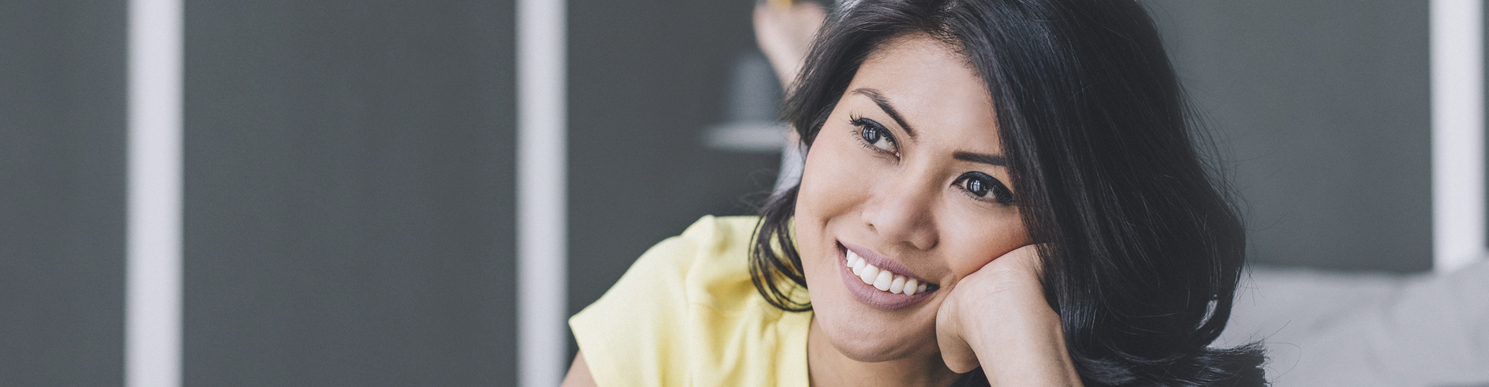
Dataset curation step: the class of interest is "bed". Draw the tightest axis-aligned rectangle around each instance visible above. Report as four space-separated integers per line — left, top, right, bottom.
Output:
1218 259 1489 386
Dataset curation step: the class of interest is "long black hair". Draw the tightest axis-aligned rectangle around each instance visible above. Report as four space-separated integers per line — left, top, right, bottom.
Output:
747 0 1267 385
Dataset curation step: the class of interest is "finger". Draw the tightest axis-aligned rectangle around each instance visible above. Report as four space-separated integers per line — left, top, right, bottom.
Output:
935 295 982 373
937 330 980 373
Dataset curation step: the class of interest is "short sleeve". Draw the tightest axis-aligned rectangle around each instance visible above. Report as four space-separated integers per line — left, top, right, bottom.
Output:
568 216 720 387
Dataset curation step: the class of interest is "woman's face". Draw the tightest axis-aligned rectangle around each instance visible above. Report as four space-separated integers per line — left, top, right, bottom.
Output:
796 33 1032 361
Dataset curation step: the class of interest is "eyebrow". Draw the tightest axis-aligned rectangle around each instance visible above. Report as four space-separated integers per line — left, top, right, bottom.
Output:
953 151 1007 167
851 88 917 140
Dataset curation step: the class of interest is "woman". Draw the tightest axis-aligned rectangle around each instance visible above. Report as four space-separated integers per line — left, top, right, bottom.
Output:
564 0 1267 385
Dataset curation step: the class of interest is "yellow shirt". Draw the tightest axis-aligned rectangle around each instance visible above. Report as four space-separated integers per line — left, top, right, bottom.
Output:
570 216 813 386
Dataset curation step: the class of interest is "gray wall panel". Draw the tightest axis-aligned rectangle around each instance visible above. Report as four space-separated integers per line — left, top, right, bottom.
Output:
182 0 516 385
565 0 782 350
1146 1 1433 272
0 0 126 385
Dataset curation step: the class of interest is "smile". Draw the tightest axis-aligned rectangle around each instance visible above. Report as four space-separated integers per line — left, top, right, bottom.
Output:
846 249 927 295
836 242 940 310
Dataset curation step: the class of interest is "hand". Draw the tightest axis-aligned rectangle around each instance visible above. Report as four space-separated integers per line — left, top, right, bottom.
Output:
753 1 827 89
935 245 1082 385
935 245 1046 372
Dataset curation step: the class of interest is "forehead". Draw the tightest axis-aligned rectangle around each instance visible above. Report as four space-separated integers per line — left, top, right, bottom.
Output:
849 33 1000 150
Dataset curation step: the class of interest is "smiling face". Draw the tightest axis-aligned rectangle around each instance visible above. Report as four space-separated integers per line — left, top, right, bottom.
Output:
795 33 1033 361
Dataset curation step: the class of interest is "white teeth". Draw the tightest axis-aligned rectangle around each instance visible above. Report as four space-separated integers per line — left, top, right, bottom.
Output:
873 270 893 291
844 249 932 296
845 250 869 276
859 264 879 285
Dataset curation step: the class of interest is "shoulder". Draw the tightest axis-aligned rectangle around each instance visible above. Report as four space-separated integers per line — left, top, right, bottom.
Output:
592 215 760 308
655 214 760 276
569 215 810 386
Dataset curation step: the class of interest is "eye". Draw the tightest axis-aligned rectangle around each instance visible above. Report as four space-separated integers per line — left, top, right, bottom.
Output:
955 171 1015 205
851 116 898 155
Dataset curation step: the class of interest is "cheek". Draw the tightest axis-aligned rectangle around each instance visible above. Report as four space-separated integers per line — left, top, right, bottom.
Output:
941 212 1032 276
794 132 871 276
796 134 866 229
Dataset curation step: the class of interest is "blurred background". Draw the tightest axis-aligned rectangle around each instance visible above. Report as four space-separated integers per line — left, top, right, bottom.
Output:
0 0 1474 385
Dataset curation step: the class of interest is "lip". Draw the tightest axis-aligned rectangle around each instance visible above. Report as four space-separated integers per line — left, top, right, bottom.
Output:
836 242 938 310
841 242 936 284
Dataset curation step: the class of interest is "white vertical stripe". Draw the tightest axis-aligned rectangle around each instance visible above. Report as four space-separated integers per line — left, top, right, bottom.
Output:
126 0 183 385
517 0 568 385
1432 0 1487 273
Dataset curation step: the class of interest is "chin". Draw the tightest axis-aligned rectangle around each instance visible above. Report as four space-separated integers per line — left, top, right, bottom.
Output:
801 233 939 363
822 312 937 362
811 278 940 363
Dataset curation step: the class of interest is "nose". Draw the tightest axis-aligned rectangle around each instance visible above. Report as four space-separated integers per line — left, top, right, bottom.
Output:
860 176 939 251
